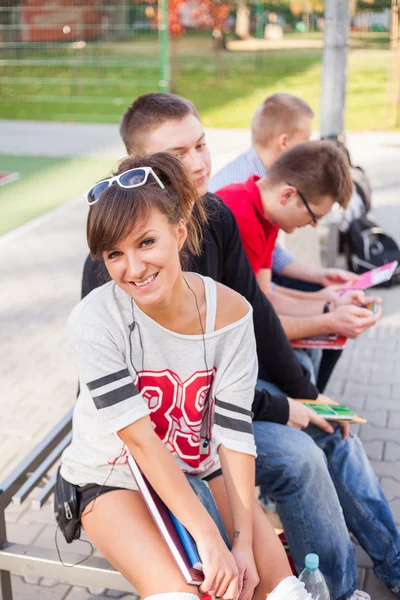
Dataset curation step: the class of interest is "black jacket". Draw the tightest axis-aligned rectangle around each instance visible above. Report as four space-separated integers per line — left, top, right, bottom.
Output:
81 193 318 424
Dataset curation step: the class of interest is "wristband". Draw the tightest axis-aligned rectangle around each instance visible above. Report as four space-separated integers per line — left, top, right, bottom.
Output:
323 301 332 314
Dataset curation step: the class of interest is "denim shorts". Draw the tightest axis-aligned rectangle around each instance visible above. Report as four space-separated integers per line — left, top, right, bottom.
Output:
78 468 224 526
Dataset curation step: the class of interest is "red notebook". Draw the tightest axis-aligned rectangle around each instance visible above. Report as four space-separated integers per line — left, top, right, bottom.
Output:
291 334 347 350
127 454 204 586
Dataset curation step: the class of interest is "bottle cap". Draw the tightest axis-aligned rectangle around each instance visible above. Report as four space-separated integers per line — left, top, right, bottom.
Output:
305 553 319 570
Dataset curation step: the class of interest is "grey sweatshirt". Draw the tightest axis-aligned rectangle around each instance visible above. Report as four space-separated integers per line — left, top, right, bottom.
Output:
61 275 257 489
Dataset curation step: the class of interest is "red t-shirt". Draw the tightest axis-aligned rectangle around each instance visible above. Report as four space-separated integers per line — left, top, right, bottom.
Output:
217 175 279 275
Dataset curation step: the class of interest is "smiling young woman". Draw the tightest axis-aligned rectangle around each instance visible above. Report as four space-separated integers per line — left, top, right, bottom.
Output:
59 153 310 600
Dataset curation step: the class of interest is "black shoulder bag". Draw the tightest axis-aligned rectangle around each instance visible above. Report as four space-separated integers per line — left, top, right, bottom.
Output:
54 466 81 543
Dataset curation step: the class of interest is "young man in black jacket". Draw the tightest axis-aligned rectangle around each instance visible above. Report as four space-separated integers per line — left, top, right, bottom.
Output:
81 94 400 600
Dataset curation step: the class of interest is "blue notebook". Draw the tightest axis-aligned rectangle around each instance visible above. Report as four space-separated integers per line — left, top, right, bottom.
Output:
127 454 204 585
169 510 203 571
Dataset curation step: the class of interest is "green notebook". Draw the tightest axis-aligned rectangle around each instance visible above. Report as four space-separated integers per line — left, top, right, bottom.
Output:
303 403 356 421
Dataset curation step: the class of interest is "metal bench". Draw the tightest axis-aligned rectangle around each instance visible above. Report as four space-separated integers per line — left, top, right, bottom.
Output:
0 409 134 599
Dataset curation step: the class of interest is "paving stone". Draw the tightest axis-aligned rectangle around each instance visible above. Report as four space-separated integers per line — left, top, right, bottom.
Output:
362 440 385 461
363 568 398 600
350 423 361 437
340 394 367 411
353 541 373 569
370 459 400 479
6 522 45 545
10 574 71 599
384 441 400 462
344 382 392 400
64 587 109 600
350 346 376 361
22 575 42 585
379 477 400 501
324 379 345 397
387 411 400 429
104 591 137 599
366 395 400 412
88 587 107 596
65 588 137 600
34 524 92 558
4 502 29 525
345 367 373 384
356 567 366 592
42 578 65 588
360 409 388 428
390 498 400 526
359 424 400 444
19 502 57 526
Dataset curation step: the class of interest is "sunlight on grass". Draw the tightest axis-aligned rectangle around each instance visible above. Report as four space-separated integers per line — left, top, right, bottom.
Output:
0 43 395 131
0 155 115 235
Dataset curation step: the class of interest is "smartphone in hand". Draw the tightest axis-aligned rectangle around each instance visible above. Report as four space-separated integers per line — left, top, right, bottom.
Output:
364 300 377 314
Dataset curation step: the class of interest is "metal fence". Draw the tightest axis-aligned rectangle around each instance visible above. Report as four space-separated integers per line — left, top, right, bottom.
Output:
0 0 167 122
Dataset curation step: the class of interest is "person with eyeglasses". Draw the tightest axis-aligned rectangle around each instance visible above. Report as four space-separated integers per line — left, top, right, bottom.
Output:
60 152 314 600
210 93 360 296
216 140 382 353
209 93 376 394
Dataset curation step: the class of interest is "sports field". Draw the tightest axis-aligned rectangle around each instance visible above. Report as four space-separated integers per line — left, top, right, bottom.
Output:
0 33 395 131
0 155 113 235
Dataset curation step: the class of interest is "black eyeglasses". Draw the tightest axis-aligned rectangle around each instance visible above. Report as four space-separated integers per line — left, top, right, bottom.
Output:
287 182 318 225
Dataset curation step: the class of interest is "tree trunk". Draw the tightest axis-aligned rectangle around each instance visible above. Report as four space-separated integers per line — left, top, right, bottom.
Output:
212 30 225 82
235 0 250 40
320 0 350 138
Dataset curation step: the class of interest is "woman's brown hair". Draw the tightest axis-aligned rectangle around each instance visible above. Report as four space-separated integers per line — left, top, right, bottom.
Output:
87 152 206 261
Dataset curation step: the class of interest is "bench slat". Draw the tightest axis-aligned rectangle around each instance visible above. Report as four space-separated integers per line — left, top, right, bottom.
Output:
31 474 57 510
0 409 73 506
12 432 72 506
0 543 136 594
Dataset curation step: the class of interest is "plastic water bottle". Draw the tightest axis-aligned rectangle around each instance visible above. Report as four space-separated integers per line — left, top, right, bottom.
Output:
298 553 330 600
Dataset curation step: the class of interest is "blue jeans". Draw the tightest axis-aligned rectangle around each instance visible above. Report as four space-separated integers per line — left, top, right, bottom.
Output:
254 418 400 600
294 348 322 385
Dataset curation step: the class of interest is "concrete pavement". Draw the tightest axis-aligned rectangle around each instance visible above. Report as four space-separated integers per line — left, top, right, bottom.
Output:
1 121 400 599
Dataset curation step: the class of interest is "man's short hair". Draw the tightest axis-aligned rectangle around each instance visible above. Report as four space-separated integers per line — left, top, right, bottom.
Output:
120 93 200 155
251 93 314 147
266 140 353 208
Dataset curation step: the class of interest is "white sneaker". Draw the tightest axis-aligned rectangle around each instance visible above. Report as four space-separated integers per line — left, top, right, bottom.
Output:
348 592 371 600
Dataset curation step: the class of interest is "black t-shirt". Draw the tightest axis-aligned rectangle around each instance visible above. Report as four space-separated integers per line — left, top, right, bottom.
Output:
81 193 318 424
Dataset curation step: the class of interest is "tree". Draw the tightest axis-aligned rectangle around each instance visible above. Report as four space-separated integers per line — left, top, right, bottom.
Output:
290 0 324 31
142 0 232 90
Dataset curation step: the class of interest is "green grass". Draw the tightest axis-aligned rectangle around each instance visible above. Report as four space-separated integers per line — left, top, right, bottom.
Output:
0 155 114 235
0 41 394 130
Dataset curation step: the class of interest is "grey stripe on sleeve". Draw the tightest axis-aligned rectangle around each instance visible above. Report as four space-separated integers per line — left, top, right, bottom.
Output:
87 368 130 391
215 398 253 417
93 382 140 410
214 413 254 435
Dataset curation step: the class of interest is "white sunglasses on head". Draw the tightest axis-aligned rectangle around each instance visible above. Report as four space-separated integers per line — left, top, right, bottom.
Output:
86 167 165 205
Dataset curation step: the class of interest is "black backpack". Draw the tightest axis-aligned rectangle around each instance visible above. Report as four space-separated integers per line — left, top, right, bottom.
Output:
344 215 400 287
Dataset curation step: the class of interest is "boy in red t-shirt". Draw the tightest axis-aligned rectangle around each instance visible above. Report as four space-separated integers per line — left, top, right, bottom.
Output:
217 141 382 342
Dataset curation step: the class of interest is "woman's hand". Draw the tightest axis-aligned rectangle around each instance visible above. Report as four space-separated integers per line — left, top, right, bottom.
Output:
196 536 240 600
231 545 260 600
